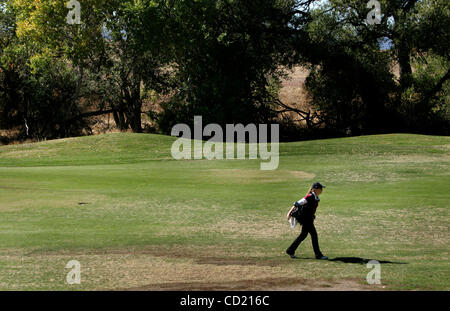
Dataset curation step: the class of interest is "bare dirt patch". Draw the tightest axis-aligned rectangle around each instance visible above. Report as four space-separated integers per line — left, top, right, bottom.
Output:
204 169 314 184
195 257 280 267
324 170 394 182
433 144 450 151
208 218 292 240
381 154 450 163
121 276 382 291
288 171 316 179
3 245 386 291
0 148 56 159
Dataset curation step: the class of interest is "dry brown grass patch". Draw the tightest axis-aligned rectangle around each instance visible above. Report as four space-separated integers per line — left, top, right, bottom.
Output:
204 169 314 184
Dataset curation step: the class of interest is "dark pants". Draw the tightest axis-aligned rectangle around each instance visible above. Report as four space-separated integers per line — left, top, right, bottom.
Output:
286 220 323 257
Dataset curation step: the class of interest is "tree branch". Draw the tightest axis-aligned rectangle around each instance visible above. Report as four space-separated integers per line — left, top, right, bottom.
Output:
402 0 419 12
65 109 115 124
422 67 450 105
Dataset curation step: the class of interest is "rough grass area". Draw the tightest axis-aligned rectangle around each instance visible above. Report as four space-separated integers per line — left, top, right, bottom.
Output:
0 133 448 290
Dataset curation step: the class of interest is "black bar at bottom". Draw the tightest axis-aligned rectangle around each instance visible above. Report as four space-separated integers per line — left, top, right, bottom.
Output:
0 291 447 310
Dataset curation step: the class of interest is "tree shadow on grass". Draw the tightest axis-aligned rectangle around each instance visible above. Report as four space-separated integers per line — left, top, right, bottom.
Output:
328 257 407 264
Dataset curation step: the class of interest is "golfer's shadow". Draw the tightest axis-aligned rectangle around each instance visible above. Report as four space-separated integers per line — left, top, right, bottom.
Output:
328 257 407 264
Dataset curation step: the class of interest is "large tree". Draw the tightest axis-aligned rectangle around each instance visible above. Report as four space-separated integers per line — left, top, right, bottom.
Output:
2 0 448 141
9 0 170 135
88 1 171 133
294 0 450 134
1 1 89 139
154 0 309 132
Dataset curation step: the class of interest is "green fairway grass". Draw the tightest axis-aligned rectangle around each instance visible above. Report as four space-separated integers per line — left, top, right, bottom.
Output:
0 133 448 290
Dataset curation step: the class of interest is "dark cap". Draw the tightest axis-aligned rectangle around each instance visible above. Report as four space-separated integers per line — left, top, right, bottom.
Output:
312 182 325 189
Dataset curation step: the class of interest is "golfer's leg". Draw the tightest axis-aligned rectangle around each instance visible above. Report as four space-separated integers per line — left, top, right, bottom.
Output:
309 223 323 257
286 224 309 254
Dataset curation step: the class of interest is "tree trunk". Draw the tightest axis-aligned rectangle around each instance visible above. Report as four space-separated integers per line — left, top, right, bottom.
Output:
126 79 143 133
130 103 143 133
398 42 413 90
112 110 120 128
118 110 128 130
113 109 128 131
420 68 450 110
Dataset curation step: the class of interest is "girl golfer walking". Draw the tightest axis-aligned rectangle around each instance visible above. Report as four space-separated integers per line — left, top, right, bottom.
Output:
286 182 328 260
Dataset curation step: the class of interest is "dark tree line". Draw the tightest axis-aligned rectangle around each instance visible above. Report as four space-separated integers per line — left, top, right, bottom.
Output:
0 0 449 143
